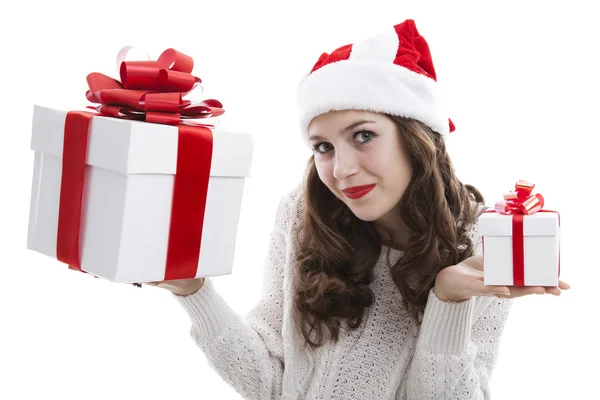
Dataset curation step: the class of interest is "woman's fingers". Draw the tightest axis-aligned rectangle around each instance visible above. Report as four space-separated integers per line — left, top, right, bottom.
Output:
506 286 547 298
495 285 568 298
474 279 511 297
558 280 571 290
542 286 560 296
542 280 571 295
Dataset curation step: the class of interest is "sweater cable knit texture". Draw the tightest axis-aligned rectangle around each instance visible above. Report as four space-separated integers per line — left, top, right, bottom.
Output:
175 184 513 399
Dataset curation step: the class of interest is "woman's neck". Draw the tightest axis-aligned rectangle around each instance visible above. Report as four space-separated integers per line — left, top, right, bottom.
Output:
374 215 410 251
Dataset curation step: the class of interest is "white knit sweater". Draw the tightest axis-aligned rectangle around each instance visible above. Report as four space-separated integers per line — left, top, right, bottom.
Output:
175 184 513 399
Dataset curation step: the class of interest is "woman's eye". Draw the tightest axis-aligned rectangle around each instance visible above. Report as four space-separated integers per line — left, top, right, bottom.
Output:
313 142 331 153
355 130 374 143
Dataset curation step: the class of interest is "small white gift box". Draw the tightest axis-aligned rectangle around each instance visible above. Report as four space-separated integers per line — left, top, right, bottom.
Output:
478 211 560 287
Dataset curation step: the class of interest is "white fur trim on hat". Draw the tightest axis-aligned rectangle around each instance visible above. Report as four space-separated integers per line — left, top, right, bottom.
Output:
297 59 449 147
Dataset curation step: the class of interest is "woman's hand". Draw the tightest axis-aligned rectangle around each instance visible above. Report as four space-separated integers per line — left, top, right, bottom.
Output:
433 255 570 302
143 278 206 296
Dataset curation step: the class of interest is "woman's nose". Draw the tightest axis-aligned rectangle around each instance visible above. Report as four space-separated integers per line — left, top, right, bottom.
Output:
333 151 360 180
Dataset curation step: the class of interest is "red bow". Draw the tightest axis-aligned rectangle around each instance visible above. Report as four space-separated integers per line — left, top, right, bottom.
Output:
85 47 224 125
493 180 544 216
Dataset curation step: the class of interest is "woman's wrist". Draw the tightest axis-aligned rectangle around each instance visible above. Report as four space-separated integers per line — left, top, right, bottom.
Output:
432 285 470 303
172 278 206 296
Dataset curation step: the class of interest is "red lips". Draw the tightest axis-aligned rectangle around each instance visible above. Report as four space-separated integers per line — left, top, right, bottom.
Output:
341 184 376 199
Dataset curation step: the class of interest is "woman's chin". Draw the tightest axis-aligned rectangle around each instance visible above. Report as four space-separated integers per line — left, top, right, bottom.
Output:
347 206 382 222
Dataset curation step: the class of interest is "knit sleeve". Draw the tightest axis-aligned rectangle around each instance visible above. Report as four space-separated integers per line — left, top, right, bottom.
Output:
404 206 514 399
172 192 297 400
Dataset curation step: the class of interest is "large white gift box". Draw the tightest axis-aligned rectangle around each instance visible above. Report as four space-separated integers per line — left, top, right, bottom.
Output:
27 105 254 283
478 211 560 287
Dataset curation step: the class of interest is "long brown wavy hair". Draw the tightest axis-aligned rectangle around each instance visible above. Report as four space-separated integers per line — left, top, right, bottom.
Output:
293 114 485 349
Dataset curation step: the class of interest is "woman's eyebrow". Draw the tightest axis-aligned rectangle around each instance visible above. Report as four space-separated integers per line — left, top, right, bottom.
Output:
309 120 374 142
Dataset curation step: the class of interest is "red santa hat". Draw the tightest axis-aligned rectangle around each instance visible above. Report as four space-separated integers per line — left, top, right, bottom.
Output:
297 19 455 146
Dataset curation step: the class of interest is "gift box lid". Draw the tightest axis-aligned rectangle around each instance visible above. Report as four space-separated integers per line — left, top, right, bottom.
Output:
30 105 254 177
478 211 559 236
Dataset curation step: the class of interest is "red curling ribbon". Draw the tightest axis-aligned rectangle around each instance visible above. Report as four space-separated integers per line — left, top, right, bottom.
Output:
483 180 561 286
57 47 223 281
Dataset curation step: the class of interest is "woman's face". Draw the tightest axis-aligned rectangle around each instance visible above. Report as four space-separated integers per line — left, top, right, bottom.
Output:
308 110 413 222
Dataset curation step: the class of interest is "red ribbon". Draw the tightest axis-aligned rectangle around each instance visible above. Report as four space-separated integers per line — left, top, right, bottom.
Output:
483 180 560 286
85 47 224 125
58 47 221 281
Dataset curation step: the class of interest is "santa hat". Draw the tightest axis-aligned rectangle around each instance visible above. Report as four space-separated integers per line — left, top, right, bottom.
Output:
297 19 454 146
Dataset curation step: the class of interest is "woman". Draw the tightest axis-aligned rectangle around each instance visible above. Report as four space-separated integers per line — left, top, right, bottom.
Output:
147 19 569 399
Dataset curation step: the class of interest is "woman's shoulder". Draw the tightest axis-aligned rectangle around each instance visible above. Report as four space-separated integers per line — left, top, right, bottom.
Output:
464 199 489 254
274 182 305 234
472 199 489 219
459 199 487 228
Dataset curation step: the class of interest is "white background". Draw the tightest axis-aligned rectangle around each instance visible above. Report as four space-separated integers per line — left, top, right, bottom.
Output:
1 1 598 399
